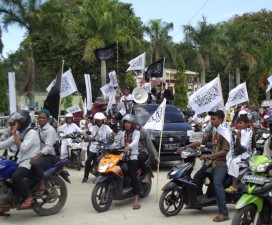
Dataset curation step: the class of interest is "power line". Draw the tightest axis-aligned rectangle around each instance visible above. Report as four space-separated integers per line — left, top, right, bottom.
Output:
172 0 210 39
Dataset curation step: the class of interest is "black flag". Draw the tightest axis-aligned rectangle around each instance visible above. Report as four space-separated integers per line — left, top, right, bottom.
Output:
145 58 164 79
93 43 116 61
44 67 62 119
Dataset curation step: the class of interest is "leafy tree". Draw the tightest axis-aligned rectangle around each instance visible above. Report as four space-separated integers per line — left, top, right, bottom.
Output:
0 63 8 112
124 71 136 89
61 95 73 110
183 17 217 87
174 54 188 109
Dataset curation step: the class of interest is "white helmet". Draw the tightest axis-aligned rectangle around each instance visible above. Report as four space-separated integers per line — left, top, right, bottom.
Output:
238 109 252 120
94 112 105 120
65 113 73 119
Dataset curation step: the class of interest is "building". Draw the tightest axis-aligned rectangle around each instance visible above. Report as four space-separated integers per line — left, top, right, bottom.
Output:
163 68 199 94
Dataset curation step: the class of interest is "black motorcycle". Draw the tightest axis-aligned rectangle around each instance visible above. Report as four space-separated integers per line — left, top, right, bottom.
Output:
0 158 70 216
159 146 247 217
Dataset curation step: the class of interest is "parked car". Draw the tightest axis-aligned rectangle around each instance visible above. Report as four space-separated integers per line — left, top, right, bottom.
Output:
133 104 192 161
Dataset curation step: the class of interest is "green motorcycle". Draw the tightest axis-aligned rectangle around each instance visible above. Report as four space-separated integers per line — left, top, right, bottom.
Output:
232 155 272 225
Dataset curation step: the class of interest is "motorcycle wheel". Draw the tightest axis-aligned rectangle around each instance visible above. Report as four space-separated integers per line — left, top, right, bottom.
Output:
76 155 81 171
231 204 261 225
140 174 152 198
159 187 184 217
91 182 112 212
33 176 67 216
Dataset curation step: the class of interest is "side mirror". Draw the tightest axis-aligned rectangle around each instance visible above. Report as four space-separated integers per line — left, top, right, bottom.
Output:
86 131 92 135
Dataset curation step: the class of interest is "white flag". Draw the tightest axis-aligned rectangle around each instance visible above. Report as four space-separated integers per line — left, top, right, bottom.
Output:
84 74 92 111
46 70 78 98
66 105 82 114
126 52 146 72
144 98 166 131
100 83 115 97
225 82 249 113
108 70 118 88
266 75 272 93
8 72 16 113
189 76 223 116
83 98 87 116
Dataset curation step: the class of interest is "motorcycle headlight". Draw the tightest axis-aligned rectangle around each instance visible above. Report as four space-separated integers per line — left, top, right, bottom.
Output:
256 163 269 172
249 161 255 171
181 151 191 159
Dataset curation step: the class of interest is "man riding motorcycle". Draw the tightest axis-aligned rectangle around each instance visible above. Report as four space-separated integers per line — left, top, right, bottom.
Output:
0 110 40 212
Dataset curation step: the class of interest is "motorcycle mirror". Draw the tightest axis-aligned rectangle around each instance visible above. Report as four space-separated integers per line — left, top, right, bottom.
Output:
86 131 92 135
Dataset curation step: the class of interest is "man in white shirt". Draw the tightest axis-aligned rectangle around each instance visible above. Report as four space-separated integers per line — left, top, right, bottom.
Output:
118 87 133 117
59 113 82 159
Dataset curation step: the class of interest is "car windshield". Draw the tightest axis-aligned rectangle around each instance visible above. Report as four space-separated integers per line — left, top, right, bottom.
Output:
135 105 185 125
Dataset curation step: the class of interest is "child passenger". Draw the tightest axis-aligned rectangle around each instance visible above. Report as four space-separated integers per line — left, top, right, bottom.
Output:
225 115 253 192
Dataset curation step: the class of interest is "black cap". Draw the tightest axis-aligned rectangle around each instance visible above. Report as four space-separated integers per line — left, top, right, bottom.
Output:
158 82 165 87
208 110 225 120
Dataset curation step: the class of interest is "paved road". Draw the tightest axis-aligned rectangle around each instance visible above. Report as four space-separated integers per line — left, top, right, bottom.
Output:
0 160 236 225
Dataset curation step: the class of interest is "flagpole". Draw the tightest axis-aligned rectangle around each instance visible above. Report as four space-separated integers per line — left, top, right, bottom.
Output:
218 74 225 108
156 99 166 203
57 60 65 132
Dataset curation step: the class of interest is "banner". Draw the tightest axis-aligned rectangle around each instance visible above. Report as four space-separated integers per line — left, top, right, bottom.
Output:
93 43 116 61
84 74 92 111
108 70 118 88
266 75 272 93
46 70 77 98
44 67 62 119
225 82 249 113
100 83 116 97
126 52 146 72
145 58 164 78
8 72 16 113
66 105 82 114
144 98 166 131
189 76 223 116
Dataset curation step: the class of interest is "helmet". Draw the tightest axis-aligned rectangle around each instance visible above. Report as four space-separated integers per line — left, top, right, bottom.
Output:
122 114 137 124
238 109 252 120
94 112 105 120
65 113 73 120
8 110 31 131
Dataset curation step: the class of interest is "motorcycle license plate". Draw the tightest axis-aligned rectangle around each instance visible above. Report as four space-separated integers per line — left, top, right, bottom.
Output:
242 175 266 185
163 144 180 150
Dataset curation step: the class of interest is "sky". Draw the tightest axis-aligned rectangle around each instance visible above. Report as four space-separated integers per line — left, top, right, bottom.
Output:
1 0 272 58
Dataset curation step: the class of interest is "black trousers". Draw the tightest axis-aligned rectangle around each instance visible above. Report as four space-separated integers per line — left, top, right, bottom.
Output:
84 152 97 179
11 167 31 200
128 160 139 195
31 155 57 181
138 151 148 176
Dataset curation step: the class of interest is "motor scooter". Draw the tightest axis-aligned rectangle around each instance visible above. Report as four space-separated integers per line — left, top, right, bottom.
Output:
159 146 247 217
91 148 154 212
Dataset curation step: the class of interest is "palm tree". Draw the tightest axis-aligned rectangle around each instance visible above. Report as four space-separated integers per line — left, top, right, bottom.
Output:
223 22 260 85
144 19 174 63
183 17 216 87
0 0 69 109
78 0 143 86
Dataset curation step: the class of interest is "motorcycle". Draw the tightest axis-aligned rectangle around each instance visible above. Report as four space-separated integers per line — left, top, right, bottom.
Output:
255 129 270 155
159 146 247 217
91 148 154 212
59 131 82 171
0 158 70 216
231 155 272 225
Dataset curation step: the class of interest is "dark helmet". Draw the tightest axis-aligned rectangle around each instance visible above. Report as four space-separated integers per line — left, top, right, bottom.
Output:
8 110 31 131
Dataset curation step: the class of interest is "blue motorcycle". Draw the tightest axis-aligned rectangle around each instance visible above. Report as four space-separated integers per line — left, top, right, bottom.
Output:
0 158 70 216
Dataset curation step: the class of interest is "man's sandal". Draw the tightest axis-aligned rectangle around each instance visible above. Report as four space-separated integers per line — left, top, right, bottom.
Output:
213 215 230 222
19 198 34 209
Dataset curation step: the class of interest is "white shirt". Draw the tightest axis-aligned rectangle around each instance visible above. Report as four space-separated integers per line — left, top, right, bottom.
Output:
121 130 140 160
89 124 113 153
0 127 40 169
143 82 151 93
59 122 82 135
37 123 57 155
119 94 133 116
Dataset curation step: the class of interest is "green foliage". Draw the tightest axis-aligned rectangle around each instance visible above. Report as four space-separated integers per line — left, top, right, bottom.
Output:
124 71 136 89
0 63 8 112
61 95 73 110
174 54 188 109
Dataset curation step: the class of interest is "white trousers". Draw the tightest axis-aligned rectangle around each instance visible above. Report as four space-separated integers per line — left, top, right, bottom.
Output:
61 139 68 159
